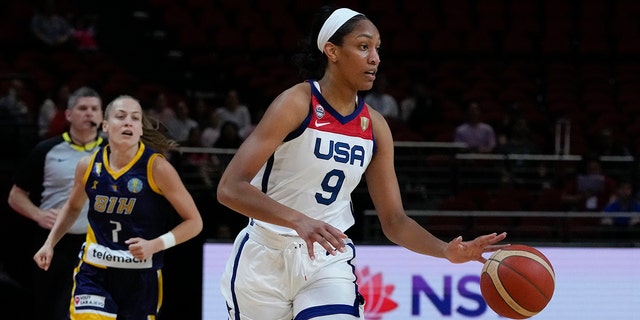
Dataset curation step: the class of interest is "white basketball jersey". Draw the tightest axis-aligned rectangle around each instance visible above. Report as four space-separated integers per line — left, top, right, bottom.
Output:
250 81 376 235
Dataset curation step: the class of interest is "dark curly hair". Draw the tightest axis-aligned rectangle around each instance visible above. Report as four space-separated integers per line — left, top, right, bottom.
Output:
292 6 368 80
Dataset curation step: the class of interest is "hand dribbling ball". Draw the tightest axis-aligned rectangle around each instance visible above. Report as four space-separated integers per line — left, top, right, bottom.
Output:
480 245 555 319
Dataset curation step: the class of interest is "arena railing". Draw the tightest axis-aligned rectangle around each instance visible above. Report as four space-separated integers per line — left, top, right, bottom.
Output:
176 143 639 245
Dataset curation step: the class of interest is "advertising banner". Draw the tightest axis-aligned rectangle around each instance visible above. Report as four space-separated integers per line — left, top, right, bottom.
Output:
203 243 640 319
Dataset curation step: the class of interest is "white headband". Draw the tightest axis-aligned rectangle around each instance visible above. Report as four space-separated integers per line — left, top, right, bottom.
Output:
317 8 361 52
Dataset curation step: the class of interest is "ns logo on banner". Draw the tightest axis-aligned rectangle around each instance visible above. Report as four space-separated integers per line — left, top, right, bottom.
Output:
356 266 398 319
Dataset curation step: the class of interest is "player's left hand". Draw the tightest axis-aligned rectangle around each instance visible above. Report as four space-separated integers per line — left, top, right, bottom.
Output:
444 232 509 264
126 237 158 260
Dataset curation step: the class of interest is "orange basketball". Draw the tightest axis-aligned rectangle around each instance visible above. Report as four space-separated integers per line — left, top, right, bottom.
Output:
480 245 555 319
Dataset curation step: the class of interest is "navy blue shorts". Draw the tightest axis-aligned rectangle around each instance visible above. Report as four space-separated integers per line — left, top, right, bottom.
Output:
71 261 163 319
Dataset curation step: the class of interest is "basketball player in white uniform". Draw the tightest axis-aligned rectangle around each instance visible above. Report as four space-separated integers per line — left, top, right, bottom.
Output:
217 7 508 320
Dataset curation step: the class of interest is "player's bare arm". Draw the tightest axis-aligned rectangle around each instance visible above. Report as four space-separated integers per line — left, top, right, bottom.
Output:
33 156 90 270
152 156 203 245
366 109 508 261
217 83 347 258
125 155 203 260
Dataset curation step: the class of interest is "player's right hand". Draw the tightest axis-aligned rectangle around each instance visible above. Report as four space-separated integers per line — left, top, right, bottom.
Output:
294 217 347 260
33 245 54 271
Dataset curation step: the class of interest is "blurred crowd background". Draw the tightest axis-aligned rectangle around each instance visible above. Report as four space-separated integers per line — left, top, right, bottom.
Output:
2 0 640 155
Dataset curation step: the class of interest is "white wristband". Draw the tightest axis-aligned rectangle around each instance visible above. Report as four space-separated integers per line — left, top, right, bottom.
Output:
159 232 176 250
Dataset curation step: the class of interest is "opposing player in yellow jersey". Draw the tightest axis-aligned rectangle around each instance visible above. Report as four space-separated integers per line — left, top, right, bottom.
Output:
34 95 203 319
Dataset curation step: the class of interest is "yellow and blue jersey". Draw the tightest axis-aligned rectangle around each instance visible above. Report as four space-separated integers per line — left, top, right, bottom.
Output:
81 142 173 270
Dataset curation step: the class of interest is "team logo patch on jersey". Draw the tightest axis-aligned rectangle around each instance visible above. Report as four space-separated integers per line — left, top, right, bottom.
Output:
315 105 325 119
127 178 143 193
94 163 102 176
75 294 106 308
360 117 370 131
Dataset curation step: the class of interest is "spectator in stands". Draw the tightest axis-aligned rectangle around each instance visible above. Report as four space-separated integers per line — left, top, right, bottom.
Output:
217 89 252 138
30 3 72 50
454 100 497 153
602 178 640 227
495 102 524 147
146 92 176 126
180 127 216 192
166 99 199 144
200 107 222 147
178 127 221 240
192 97 212 130
212 121 244 160
364 72 400 119
208 120 245 185
0 78 31 125
37 83 70 139
211 121 247 238
241 106 265 139
70 15 98 52
561 155 617 211
589 128 631 157
400 82 442 132
494 117 541 155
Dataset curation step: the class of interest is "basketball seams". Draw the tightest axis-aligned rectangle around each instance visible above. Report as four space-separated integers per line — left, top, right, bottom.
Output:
495 250 556 282
481 247 555 318
483 258 538 318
